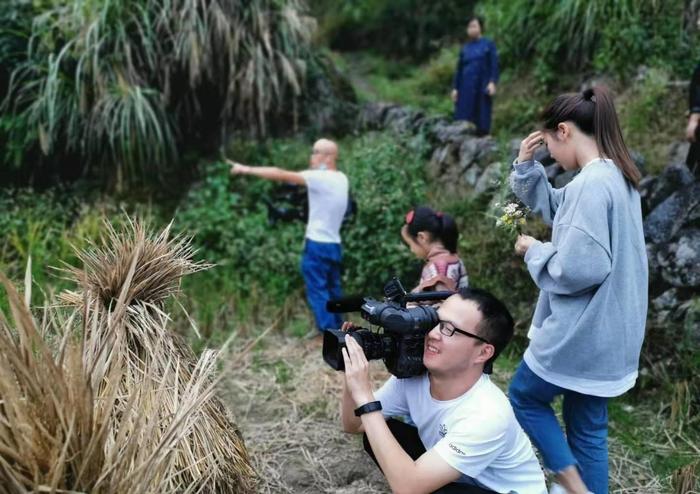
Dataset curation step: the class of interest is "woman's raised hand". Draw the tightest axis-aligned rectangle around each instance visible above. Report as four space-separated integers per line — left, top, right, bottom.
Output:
517 131 544 164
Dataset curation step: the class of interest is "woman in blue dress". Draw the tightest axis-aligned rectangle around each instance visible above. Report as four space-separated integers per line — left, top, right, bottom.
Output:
451 16 499 135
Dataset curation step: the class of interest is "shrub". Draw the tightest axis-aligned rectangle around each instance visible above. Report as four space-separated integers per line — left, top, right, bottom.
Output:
618 68 687 174
480 0 699 85
176 132 428 304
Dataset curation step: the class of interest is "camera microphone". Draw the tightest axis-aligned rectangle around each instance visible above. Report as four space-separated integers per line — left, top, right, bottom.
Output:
326 295 365 313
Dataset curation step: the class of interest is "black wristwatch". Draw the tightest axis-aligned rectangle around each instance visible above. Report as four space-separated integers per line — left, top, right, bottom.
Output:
354 400 382 417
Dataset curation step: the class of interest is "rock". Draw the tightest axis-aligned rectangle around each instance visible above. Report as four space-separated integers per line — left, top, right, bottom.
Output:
643 182 700 244
427 144 460 182
639 175 658 216
654 228 700 288
413 115 448 136
474 162 504 196
630 150 647 176
651 288 685 325
640 162 695 214
358 102 400 130
533 146 554 167
458 136 498 172
384 106 424 134
463 165 481 187
509 139 520 160
429 120 476 145
579 75 617 93
508 138 553 166
646 242 665 290
554 170 578 188
545 163 562 181
668 141 691 167
652 288 681 312
682 298 700 344
427 135 500 196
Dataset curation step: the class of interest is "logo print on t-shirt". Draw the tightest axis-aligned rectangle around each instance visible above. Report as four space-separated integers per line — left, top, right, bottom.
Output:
438 423 447 438
448 442 465 455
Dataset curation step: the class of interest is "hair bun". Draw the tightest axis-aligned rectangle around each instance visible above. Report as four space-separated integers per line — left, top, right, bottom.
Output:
582 87 596 102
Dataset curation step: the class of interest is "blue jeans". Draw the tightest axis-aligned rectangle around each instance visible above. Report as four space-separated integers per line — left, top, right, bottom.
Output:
509 360 609 494
301 239 343 331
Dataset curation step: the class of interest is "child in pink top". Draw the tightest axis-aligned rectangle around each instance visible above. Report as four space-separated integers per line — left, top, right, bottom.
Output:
401 206 468 292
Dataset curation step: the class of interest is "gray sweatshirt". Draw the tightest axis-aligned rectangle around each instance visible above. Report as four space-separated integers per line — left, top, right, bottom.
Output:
510 158 648 397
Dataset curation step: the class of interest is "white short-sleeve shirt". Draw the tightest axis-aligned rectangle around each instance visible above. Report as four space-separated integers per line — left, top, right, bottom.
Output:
375 374 546 494
299 169 349 244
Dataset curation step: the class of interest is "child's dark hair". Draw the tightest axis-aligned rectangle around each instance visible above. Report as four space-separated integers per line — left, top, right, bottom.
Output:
457 287 514 374
405 206 459 253
541 85 640 188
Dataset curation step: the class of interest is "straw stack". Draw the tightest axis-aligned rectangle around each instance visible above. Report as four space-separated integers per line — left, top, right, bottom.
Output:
0 219 256 493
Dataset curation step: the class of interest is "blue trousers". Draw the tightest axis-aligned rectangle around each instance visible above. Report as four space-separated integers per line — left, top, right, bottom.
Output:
509 360 609 494
301 239 343 331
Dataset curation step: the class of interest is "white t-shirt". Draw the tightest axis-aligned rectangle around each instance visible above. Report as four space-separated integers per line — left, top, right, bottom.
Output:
375 374 546 494
300 169 349 244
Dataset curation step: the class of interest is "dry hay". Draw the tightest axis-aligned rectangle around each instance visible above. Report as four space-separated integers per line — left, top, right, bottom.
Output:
0 219 256 493
672 461 698 494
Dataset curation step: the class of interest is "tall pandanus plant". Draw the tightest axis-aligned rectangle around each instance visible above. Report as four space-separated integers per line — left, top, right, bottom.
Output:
1 0 315 185
0 218 257 492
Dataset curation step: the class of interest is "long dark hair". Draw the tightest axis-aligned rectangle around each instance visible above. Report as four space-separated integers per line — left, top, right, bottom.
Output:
541 86 640 188
405 205 459 253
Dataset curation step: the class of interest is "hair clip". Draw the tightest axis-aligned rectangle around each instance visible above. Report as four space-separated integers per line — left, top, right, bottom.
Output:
405 210 415 225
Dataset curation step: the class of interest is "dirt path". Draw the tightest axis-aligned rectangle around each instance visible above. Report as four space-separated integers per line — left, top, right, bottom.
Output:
220 335 391 493
219 335 666 493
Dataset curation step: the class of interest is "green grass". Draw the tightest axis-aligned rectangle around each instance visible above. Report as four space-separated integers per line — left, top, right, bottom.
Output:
333 49 456 115
608 392 698 482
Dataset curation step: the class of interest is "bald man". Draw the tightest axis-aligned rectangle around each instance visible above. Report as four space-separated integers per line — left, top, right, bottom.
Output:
230 139 349 335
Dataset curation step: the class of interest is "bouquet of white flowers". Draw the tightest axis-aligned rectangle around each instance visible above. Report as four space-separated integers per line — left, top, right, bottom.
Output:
494 201 529 235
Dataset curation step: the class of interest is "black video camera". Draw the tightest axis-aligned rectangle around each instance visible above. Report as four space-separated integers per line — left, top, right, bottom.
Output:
263 184 357 226
322 278 454 378
263 184 308 225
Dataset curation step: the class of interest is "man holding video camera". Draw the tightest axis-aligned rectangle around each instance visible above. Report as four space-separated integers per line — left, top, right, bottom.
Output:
229 138 348 335
339 288 546 494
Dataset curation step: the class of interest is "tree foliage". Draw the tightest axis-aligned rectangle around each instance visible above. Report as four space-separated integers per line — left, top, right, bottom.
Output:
480 0 699 84
310 0 476 61
0 0 315 185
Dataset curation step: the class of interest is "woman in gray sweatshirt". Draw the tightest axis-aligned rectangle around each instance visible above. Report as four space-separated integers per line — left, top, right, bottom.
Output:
507 86 647 494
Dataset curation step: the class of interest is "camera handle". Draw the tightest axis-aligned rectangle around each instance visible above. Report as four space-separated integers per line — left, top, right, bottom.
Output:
383 277 454 307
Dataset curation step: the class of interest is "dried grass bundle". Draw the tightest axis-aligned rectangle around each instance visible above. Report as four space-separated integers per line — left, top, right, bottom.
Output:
0 219 256 493
672 461 698 494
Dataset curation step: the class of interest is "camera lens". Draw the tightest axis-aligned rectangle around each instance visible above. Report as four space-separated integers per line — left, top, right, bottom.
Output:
322 329 392 371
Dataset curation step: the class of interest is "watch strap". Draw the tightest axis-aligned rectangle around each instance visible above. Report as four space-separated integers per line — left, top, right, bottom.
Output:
354 400 382 417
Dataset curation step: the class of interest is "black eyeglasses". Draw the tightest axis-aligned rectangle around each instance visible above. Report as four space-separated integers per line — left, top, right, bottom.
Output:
438 320 491 345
